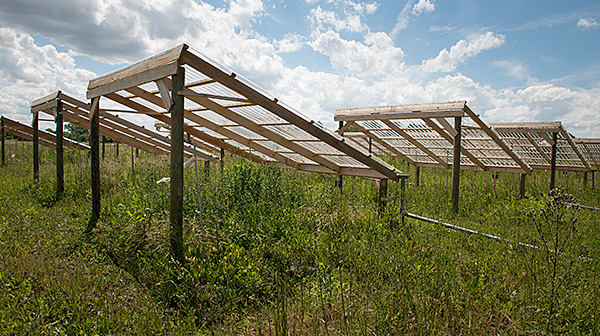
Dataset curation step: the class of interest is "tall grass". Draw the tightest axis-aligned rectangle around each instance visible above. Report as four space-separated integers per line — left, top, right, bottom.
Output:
0 141 598 334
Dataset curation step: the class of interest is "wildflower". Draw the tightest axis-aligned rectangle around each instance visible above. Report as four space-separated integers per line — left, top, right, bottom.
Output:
11 154 15 158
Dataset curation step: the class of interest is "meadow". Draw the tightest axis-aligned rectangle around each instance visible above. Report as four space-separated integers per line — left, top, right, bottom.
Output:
0 139 598 335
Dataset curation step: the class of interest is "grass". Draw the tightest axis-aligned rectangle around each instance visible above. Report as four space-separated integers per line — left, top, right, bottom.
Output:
0 140 599 335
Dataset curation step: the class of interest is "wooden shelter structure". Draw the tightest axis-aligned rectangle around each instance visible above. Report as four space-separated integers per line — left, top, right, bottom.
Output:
85 44 403 260
574 138 600 168
334 101 533 211
30 90 217 193
490 122 591 192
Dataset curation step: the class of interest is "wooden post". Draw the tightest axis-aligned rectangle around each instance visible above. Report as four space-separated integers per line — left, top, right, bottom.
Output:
204 160 210 176
451 117 462 213
90 97 101 221
136 147 139 157
519 173 526 198
220 147 225 172
378 178 388 214
415 166 421 187
102 135 106 159
583 171 588 187
170 67 185 262
130 139 135 185
115 141 119 158
56 99 64 195
1 117 5 166
33 112 39 181
368 137 372 154
549 132 558 191
337 120 344 195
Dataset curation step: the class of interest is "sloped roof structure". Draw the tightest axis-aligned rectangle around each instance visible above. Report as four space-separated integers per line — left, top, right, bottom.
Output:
31 91 216 162
490 122 591 172
335 101 532 174
573 138 600 168
1 116 89 151
85 44 401 180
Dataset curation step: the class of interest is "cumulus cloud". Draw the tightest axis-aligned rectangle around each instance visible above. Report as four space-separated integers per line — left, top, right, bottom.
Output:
494 60 536 84
309 30 405 77
308 6 367 33
0 28 94 124
577 17 599 29
412 0 435 16
421 31 505 72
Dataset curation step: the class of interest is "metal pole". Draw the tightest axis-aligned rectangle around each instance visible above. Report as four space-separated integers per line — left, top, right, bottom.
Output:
130 139 135 185
451 117 462 213
550 132 558 191
193 140 202 215
56 99 64 195
337 120 344 195
33 112 39 181
170 67 185 263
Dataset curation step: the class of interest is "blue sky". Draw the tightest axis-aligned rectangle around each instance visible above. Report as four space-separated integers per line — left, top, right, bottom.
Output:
0 0 599 136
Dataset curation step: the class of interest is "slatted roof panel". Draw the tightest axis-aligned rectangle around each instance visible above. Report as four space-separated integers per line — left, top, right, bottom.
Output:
335 101 532 174
1 116 90 151
573 138 600 168
85 44 402 180
30 91 217 162
490 122 591 172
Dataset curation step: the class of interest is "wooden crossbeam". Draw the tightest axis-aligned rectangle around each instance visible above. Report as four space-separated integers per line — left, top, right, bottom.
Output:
351 122 417 166
382 119 448 168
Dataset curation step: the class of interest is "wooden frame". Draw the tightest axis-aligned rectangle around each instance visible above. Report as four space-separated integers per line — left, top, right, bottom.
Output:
1 116 90 151
574 138 600 168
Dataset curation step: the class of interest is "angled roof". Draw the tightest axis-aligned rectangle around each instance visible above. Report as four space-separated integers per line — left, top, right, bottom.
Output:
86 44 402 180
573 138 600 168
335 101 532 174
490 122 591 172
1 116 90 151
31 91 217 162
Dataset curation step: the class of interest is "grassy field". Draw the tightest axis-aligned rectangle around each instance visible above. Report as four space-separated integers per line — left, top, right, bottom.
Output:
1 140 599 335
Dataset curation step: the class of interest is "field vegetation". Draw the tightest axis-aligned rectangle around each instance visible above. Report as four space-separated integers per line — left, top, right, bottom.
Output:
1 139 598 335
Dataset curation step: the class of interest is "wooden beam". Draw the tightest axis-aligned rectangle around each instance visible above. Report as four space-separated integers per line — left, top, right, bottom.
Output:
334 110 465 122
87 45 187 99
524 132 552 164
1 117 4 165
337 120 354 134
181 50 400 181
156 78 173 111
178 90 252 103
435 117 458 138
351 122 417 165
382 119 449 168
335 101 466 119
170 67 185 263
463 106 531 174
537 132 555 146
559 126 592 171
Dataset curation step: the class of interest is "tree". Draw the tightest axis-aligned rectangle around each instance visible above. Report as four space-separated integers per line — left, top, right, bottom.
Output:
64 123 89 142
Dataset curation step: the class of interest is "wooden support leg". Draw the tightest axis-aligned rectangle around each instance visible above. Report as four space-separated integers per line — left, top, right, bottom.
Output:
451 117 462 213
170 67 185 263
336 175 343 195
56 100 64 195
102 135 105 159
519 173 526 199
1 117 5 166
90 97 101 222
415 166 421 187
204 160 210 176
220 147 225 172
33 112 39 181
378 178 388 214
115 141 119 158
583 171 588 187
549 132 557 191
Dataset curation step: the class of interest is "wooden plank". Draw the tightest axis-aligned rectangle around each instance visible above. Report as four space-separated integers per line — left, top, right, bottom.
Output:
33 112 39 181
31 91 60 110
489 121 562 131
342 120 416 166
88 44 186 97
383 119 449 168
31 99 58 114
463 106 532 174
523 132 551 164
155 79 172 110
104 92 267 164
1 117 4 165
559 125 591 171
334 110 465 122
435 117 458 137
185 94 343 173
181 49 400 181
178 90 251 103
336 101 466 117
537 131 555 146
337 120 354 134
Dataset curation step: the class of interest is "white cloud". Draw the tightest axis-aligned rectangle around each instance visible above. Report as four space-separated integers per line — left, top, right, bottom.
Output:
275 33 305 53
577 17 599 29
421 31 505 72
412 0 435 16
308 6 367 33
0 28 94 124
309 30 405 77
494 60 536 84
